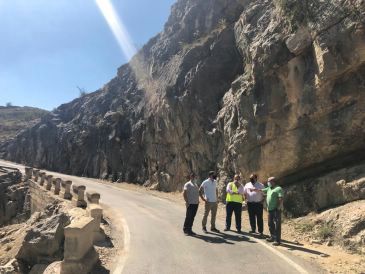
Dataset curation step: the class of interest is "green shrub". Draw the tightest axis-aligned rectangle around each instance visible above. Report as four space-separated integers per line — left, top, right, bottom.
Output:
294 221 315 233
315 223 333 239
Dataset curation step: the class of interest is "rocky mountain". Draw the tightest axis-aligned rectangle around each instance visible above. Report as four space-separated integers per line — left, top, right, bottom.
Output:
0 106 48 145
2 0 364 216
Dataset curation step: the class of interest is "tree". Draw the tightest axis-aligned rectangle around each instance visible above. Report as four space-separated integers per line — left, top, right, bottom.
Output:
77 86 88 97
5 102 12 107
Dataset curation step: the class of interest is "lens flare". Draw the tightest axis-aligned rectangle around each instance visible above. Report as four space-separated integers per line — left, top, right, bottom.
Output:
95 0 136 61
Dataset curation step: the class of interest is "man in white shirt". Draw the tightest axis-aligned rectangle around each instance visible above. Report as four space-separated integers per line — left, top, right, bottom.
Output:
199 171 220 233
244 174 264 236
183 173 200 236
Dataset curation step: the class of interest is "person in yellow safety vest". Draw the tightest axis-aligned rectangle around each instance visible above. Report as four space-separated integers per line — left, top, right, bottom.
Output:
224 174 244 233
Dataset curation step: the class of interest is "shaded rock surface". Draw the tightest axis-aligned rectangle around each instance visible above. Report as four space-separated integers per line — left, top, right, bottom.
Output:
1 0 365 216
16 203 71 271
0 167 30 227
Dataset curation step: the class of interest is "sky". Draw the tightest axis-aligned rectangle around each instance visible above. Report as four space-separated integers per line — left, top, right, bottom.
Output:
0 0 176 110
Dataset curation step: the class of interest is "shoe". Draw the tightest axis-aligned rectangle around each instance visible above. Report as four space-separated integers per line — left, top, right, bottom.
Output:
184 231 189 236
237 229 242 233
202 227 208 233
266 237 274 242
188 231 196 236
259 233 264 238
224 228 230 231
211 228 220 233
273 242 281 246
249 230 256 234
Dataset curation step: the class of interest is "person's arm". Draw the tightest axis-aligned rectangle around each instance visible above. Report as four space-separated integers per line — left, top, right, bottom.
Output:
278 188 284 210
226 183 234 194
199 184 207 202
183 190 188 203
216 188 219 202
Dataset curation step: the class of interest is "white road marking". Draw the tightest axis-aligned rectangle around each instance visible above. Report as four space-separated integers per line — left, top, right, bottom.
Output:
253 238 309 274
112 214 131 274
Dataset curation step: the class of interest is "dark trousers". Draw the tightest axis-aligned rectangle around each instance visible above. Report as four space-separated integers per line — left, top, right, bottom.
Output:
268 209 281 243
183 204 198 232
247 202 264 233
225 202 242 230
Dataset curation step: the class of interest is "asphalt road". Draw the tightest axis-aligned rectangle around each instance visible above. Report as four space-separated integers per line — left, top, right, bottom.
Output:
0 160 325 274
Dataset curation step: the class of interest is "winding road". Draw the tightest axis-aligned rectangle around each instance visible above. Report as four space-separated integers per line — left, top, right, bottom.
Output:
0 160 324 274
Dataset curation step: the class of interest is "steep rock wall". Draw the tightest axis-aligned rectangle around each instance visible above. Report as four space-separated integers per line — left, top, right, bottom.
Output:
2 0 364 215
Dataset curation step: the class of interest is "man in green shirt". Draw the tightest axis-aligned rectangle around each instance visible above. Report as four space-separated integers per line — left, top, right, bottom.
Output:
262 177 283 246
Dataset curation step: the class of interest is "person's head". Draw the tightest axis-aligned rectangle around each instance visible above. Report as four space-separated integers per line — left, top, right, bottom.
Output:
267 177 276 187
234 174 240 182
249 173 258 183
189 173 196 181
208 171 216 180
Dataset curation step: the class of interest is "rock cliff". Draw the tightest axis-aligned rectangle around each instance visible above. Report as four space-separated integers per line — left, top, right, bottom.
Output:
2 0 364 216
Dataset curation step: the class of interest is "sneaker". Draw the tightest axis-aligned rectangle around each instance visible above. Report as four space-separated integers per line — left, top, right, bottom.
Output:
259 233 264 238
266 237 274 242
273 242 281 246
224 228 230 231
202 227 208 233
249 230 256 234
211 228 220 233
188 231 196 236
236 229 242 233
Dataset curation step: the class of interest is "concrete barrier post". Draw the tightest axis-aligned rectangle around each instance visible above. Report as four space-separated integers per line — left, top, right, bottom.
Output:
54 178 61 195
86 192 100 204
61 216 99 274
63 180 72 200
39 172 46 186
46 175 53 191
34 169 40 182
24 167 33 181
76 186 87 208
88 204 104 243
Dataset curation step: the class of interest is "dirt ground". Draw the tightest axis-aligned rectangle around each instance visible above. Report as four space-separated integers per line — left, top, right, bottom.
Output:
101 181 365 274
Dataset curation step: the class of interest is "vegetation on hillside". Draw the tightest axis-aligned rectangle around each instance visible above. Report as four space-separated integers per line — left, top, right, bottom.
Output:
0 106 48 143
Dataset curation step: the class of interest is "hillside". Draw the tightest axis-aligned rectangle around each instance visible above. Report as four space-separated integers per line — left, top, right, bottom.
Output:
0 106 48 144
2 0 364 219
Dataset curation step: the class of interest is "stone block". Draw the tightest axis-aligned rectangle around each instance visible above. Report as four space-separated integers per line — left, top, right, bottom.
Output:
39 172 46 186
88 204 104 243
86 191 100 204
24 167 33 181
33 169 40 182
75 185 87 208
63 180 73 200
53 178 61 195
46 175 53 191
63 216 95 261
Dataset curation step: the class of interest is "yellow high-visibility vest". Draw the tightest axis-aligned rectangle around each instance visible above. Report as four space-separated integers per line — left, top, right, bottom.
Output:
226 182 243 203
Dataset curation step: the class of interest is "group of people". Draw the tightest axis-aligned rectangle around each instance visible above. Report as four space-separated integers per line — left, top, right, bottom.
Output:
182 171 283 246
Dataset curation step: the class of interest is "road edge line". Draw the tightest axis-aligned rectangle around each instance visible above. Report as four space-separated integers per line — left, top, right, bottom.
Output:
253 237 309 274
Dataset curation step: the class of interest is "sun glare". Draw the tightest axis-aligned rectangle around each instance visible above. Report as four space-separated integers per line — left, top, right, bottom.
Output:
95 0 137 61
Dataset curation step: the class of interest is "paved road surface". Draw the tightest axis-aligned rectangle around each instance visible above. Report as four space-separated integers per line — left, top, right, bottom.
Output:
0 160 325 274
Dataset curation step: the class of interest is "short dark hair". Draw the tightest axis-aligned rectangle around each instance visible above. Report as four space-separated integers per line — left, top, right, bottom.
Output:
208 171 215 177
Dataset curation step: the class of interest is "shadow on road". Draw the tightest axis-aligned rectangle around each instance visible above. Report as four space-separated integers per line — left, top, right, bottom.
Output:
191 231 256 245
280 243 329 257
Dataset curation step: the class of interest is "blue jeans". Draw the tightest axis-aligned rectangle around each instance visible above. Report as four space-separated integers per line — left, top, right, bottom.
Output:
268 209 281 243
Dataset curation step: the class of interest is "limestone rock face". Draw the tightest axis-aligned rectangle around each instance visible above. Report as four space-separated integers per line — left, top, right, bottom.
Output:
0 167 29 226
16 204 71 270
2 0 365 215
